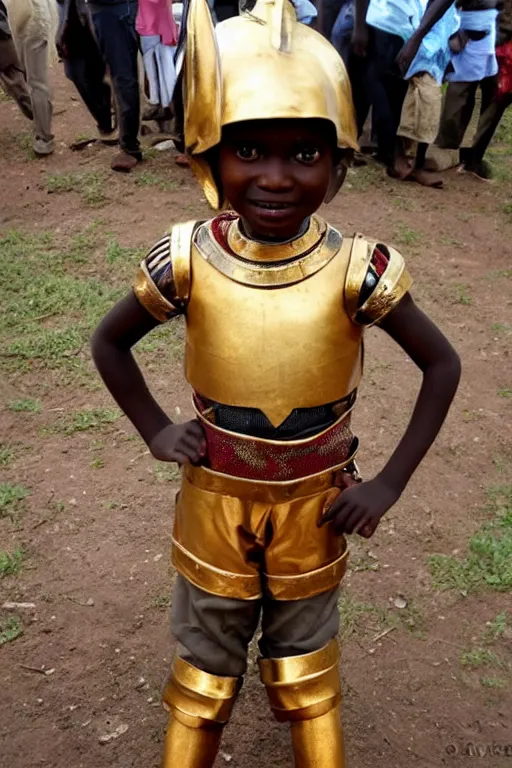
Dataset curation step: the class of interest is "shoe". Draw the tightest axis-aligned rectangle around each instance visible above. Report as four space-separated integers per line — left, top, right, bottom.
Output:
143 104 165 121
33 137 54 156
110 150 141 172
99 127 119 146
461 159 493 181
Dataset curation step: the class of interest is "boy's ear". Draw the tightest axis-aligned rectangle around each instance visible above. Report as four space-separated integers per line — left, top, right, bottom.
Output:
324 162 347 204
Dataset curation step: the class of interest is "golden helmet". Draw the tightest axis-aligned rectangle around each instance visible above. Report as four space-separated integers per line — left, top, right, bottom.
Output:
179 0 358 208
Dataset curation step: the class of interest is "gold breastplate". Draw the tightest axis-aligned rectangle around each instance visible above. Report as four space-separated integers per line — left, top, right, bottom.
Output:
184 218 363 427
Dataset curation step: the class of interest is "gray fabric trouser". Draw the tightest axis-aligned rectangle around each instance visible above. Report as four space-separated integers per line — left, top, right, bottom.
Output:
0 38 33 120
16 37 53 142
172 574 340 678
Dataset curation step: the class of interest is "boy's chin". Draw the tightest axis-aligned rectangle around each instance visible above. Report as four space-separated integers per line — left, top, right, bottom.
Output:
240 208 309 242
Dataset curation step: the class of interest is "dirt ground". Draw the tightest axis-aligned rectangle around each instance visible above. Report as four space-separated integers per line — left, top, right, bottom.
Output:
1 67 511 768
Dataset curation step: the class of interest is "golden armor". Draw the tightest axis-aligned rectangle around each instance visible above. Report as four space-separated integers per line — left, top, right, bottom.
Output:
260 639 346 767
162 658 242 768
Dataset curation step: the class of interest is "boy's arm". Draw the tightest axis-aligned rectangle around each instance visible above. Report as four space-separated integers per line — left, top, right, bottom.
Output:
352 0 371 56
91 292 205 465
322 292 461 536
396 0 456 75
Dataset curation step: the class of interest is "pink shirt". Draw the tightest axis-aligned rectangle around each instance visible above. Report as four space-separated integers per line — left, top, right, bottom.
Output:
136 0 179 46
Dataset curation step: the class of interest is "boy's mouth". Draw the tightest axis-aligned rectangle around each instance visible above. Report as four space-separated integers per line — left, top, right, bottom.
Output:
251 201 294 210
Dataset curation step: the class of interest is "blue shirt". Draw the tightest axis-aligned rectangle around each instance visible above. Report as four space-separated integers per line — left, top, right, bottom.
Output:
406 3 460 82
366 0 427 41
447 8 498 81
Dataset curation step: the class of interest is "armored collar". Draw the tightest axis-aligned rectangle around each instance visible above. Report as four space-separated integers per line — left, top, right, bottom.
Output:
195 215 342 287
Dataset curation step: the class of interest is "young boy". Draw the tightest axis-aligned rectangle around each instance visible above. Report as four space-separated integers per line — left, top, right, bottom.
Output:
92 0 461 765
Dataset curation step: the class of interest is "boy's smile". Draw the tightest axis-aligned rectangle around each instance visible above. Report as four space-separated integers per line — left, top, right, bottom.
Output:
219 119 336 242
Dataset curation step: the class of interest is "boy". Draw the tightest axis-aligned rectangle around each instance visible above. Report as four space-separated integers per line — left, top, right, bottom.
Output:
92 0 461 765
396 2 460 188
436 0 500 176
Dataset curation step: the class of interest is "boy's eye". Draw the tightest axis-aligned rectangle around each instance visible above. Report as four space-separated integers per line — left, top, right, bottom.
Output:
296 148 321 164
236 146 259 161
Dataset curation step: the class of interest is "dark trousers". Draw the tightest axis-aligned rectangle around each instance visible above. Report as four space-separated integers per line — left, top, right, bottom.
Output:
470 93 512 163
61 19 112 132
436 77 498 151
367 26 408 166
91 1 140 156
347 51 372 136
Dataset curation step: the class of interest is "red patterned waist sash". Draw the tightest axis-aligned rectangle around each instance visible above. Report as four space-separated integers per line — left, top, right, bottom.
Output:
192 396 357 482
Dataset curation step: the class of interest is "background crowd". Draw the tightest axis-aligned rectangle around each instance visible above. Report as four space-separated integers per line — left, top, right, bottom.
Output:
0 0 511 182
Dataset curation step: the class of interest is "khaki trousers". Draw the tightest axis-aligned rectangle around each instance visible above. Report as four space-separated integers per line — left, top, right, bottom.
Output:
15 36 52 142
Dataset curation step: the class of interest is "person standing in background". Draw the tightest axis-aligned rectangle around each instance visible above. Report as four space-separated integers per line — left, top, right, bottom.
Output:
86 0 142 172
455 0 512 178
435 0 500 177
136 0 178 122
395 1 460 187
354 0 456 178
56 0 116 140
5 0 57 156
0 0 34 120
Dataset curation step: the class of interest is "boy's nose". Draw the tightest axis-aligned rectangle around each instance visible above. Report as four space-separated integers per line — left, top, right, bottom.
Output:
257 159 294 191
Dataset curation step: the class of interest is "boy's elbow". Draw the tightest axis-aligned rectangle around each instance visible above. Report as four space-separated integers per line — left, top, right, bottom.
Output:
438 347 462 391
90 324 109 367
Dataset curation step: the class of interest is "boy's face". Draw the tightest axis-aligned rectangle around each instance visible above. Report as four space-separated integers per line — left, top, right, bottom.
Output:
218 119 335 242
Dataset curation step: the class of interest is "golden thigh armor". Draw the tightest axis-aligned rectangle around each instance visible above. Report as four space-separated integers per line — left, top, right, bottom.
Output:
259 640 346 768
172 463 349 601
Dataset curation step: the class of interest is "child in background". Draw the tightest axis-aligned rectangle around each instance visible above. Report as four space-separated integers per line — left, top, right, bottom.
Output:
458 0 512 178
396 2 460 187
136 0 179 122
436 0 500 173
92 0 461 765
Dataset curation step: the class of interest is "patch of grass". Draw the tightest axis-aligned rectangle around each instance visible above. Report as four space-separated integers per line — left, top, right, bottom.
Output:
0 445 14 466
153 463 181 483
8 398 41 413
491 322 512 333
429 485 512 593
480 676 506 688
46 171 108 207
345 163 383 192
15 131 36 160
49 407 122 436
460 648 504 669
0 229 123 375
0 616 23 645
498 387 512 399
0 483 30 517
493 109 512 145
482 612 508 643
143 146 158 161
338 596 390 642
151 594 172 610
394 224 422 247
453 283 472 306
488 268 512 280
0 548 24 577
135 171 177 191
105 237 144 265
90 457 104 469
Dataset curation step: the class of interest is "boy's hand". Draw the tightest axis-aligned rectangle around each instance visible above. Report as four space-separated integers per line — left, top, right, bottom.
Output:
396 36 421 76
149 421 207 466
320 477 400 538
